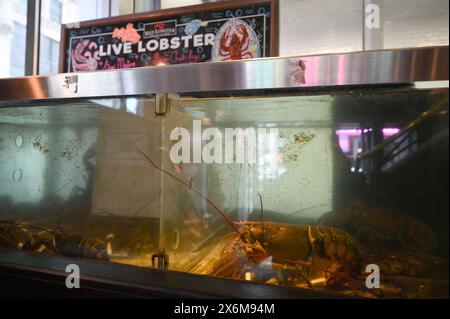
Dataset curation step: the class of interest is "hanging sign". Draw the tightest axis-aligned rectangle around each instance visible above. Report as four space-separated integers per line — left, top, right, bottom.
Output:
60 0 278 73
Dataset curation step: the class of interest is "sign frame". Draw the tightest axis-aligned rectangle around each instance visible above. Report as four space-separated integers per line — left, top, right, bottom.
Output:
59 0 279 73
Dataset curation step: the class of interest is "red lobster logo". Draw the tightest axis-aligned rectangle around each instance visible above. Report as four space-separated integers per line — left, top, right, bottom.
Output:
154 23 166 30
219 23 253 60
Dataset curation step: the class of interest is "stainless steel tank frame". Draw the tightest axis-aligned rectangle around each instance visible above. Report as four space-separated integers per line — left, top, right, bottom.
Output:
0 46 448 102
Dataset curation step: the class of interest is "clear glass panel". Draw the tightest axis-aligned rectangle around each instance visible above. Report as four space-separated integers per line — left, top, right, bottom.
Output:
40 34 60 75
134 0 158 13
110 0 134 16
39 0 111 75
49 0 62 24
161 0 203 10
0 97 161 268
0 87 448 298
109 0 160 16
0 0 28 78
160 87 449 298
160 0 226 10
382 0 449 49
279 0 363 56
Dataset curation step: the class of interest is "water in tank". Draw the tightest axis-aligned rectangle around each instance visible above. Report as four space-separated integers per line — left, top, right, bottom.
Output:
158 87 449 298
0 87 448 298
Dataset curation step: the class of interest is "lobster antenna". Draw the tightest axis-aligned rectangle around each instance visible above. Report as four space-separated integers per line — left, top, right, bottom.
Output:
257 193 264 240
135 146 241 234
288 204 329 217
58 202 66 228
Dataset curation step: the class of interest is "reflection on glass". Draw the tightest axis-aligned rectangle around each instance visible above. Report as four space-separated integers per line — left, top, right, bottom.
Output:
336 127 402 172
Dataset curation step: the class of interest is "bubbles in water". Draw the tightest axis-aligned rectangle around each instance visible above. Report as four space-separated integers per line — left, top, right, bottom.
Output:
15 134 24 148
12 169 23 183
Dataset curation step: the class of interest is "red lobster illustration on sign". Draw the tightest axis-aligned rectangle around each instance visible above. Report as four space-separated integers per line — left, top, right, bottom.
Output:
213 19 261 61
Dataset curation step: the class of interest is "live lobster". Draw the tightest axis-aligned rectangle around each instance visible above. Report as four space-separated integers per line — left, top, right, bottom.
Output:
0 220 110 261
136 148 369 290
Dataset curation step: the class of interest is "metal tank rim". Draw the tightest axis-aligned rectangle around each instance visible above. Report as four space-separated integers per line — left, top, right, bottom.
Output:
0 46 447 102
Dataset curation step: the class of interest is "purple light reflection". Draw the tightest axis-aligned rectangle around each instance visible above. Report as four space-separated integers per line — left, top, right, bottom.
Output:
336 127 401 154
336 128 400 137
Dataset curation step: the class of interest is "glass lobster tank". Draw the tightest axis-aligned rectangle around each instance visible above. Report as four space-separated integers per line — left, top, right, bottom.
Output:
0 47 448 298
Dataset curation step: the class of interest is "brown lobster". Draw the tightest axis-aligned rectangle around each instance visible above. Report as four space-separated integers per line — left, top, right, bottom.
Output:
136 148 369 290
219 23 253 60
0 220 110 261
